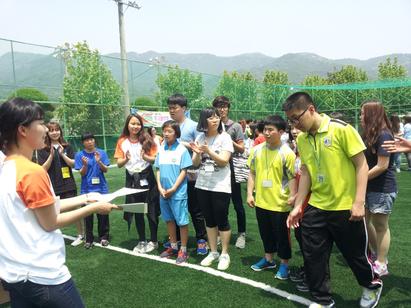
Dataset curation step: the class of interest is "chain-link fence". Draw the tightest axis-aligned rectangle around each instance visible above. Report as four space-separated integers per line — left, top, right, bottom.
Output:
1 38 411 157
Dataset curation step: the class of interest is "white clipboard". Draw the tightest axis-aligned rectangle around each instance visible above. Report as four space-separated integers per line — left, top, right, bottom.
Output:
96 187 148 203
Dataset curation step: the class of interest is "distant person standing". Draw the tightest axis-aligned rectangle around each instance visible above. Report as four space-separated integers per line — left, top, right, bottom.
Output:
148 126 163 148
155 120 192 264
361 102 396 277
212 96 247 249
389 113 403 173
402 112 411 170
114 114 160 254
247 115 296 280
167 94 208 255
190 107 234 270
74 132 111 249
36 121 84 247
283 92 382 308
253 121 266 146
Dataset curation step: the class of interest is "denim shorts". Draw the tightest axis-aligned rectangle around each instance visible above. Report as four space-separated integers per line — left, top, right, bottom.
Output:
365 191 397 214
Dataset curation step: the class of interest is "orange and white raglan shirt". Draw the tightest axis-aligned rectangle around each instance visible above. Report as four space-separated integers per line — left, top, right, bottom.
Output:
0 155 71 284
114 137 157 175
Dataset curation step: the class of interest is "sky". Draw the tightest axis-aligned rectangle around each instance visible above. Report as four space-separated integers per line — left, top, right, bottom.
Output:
1 0 411 60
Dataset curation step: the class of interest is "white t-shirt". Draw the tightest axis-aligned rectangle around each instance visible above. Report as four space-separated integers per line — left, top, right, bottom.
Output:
195 132 234 193
0 155 71 285
114 137 152 174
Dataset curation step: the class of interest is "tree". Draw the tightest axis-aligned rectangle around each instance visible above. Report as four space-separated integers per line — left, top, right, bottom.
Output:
156 65 203 110
8 87 54 121
215 71 259 120
133 96 159 111
261 70 289 113
301 75 335 112
326 65 369 126
377 57 410 113
327 65 368 84
378 57 407 79
57 41 123 136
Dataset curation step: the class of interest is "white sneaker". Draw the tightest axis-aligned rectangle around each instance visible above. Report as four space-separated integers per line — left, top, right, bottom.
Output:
309 300 335 308
360 284 383 308
200 252 220 267
217 253 231 270
235 233 246 249
71 235 84 247
133 241 147 253
145 241 158 253
396 168 401 173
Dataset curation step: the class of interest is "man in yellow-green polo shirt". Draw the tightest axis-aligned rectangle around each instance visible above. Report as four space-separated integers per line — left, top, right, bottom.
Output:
283 92 382 308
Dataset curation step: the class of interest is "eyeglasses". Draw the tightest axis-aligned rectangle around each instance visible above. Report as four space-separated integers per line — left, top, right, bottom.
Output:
207 115 220 120
168 105 181 111
287 108 308 125
216 105 229 110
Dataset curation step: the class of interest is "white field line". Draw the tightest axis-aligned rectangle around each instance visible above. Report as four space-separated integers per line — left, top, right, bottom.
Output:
63 234 313 307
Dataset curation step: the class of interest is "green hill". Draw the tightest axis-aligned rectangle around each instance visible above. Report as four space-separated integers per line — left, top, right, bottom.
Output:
1 50 410 100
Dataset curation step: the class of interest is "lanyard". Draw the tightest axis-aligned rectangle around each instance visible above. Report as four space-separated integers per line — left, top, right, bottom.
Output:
205 134 217 147
307 135 321 170
264 144 281 177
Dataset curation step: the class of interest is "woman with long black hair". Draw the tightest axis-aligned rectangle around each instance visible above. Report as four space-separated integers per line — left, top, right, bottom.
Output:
115 113 160 254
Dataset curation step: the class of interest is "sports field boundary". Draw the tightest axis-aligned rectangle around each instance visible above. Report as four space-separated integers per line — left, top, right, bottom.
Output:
63 234 313 307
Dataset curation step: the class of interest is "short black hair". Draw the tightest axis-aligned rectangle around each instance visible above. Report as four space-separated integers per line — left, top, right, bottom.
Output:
263 115 287 131
197 107 223 133
212 96 231 108
0 97 44 152
167 93 187 108
162 120 181 138
256 121 265 133
282 92 316 112
81 132 95 142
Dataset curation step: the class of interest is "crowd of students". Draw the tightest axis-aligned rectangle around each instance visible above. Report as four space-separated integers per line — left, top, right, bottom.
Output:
0 92 408 307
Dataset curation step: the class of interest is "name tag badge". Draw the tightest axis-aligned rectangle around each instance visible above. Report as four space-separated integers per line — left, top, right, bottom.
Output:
317 174 325 183
262 179 273 188
140 179 149 186
204 164 215 172
61 167 71 179
91 177 100 185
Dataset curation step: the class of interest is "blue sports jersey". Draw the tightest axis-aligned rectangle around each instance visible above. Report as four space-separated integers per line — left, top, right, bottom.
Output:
154 141 192 200
74 148 110 194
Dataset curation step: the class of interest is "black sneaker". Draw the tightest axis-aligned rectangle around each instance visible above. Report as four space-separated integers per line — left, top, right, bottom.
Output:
296 281 309 292
290 267 305 282
84 242 94 249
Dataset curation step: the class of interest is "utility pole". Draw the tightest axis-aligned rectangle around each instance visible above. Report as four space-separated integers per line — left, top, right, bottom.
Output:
113 0 141 117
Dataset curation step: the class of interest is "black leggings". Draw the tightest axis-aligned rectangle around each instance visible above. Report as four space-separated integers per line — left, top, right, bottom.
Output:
125 167 160 242
196 189 231 231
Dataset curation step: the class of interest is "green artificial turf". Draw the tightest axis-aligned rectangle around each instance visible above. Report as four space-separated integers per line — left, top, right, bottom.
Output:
1 167 411 307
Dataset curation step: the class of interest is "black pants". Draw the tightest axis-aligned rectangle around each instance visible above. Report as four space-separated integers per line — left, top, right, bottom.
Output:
85 213 109 243
187 181 207 240
230 163 246 233
197 189 231 231
125 167 160 242
301 205 379 304
255 207 291 259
